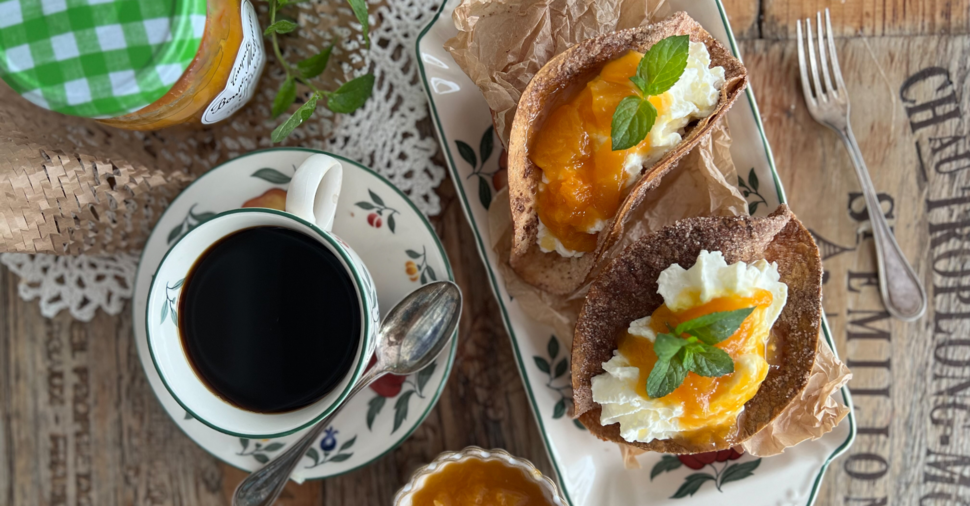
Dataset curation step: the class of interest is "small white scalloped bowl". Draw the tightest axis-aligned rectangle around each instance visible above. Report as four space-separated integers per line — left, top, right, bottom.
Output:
393 446 567 506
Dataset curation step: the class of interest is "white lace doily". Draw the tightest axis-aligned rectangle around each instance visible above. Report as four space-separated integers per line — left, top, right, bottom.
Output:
0 0 445 322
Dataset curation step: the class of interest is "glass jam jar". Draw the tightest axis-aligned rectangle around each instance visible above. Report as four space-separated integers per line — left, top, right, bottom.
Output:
0 0 265 130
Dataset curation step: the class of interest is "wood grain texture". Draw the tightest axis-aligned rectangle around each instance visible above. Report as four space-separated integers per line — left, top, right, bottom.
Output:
761 0 970 38
3 1 969 505
741 33 970 504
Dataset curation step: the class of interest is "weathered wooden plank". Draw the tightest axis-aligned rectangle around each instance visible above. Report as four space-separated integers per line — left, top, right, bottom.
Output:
760 0 970 39
740 33 970 505
721 0 762 39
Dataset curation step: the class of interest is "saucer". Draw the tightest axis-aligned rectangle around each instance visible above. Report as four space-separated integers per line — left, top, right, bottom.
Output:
133 148 457 481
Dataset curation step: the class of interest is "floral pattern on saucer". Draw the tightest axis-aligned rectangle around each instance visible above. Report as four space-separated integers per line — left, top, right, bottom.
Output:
132 149 457 481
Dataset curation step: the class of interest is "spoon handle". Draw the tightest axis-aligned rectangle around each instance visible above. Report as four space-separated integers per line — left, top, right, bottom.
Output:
232 367 385 506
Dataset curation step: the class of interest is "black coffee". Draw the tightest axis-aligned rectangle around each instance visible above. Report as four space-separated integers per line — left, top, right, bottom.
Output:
178 226 362 413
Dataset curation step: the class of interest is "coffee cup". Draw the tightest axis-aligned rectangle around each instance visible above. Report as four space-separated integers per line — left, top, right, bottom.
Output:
147 154 380 438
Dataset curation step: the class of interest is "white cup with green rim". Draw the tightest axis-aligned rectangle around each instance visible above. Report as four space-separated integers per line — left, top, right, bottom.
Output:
146 153 380 439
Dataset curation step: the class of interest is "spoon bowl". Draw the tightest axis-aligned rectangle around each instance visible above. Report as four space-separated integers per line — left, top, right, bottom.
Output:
233 281 462 506
378 281 462 376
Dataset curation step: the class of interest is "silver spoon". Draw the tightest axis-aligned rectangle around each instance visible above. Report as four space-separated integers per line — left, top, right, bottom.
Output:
232 281 462 506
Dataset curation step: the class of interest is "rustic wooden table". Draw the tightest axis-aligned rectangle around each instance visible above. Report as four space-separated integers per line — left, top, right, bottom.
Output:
2 0 968 504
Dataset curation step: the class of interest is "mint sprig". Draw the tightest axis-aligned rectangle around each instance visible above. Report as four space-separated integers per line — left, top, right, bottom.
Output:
644 306 755 398
265 0 375 142
610 35 690 151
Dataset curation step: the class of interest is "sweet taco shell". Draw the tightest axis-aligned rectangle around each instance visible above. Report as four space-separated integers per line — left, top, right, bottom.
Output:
507 11 748 295
571 205 823 454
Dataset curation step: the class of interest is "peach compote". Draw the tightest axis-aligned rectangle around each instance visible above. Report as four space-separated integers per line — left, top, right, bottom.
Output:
410 457 556 506
530 42 725 256
618 289 773 445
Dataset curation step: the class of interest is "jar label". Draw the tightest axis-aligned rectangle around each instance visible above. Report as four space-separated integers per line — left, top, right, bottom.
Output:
202 0 266 124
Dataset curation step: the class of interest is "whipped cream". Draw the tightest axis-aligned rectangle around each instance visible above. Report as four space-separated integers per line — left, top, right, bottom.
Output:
538 42 725 257
591 250 788 444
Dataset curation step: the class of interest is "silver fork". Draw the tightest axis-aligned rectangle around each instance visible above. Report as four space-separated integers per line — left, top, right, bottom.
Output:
797 9 926 321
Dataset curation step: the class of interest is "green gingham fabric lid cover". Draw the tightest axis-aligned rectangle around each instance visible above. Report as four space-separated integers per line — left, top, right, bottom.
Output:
0 0 207 118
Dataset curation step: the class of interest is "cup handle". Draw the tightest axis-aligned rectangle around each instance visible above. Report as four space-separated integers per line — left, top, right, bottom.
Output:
285 154 343 232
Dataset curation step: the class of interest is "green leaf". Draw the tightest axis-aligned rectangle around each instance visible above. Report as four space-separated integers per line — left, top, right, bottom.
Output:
345 0 370 47
651 455 683 480
253 453 270 464
327 74 375 114
355 201 376 210
737 175 747 189
720 459 761 485
554 358 568 379
749 201 760 215
671 473 715 498
638 34 690 96
646 354 687 398
552 398 566 419
183 411 193 420
416 362 436 393
629 75 648 93
160 300 169 323
387 214 396 233
420 271 426 284
262 442 285 452
240 438 249 450
251 168 292 184
653 333 688 362
366 395 385 430
479 126 494 166
405 249 421 259
272 77 297 119
368 190 385 206
272 93 318 142
170 278 184 289
297 45 333 79
278 0 313 7
478 176 492 209
330 453 352 463
611 96 657 151
683 344 734 377
425 265 437 281
456 140 477 168
547 336 559 360
573 419 586 430
392 390 416 433
339 436 357 452
748 169 759 192
675 306 756 344
264 20 298 36
190 211 217 223
167 222 183 244
534 356 550 374
305 447 320 466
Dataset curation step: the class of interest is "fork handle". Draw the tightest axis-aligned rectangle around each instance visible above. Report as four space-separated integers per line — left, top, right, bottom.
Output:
836 125 927 321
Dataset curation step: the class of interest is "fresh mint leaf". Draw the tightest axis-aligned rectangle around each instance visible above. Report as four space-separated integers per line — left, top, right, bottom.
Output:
264 19 298 36
683 343 734 377
346 0 370 47
653 333 687 362
637 34 690 96
272 93 318 142
646 351 687 398
297 44 333 79
271 77 296 119
326 74 375 113
629 75 648 94
674 306 756 344
611 95 657 151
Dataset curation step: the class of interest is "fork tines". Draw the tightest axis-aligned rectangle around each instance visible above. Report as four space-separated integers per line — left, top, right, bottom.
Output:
796 8 846 105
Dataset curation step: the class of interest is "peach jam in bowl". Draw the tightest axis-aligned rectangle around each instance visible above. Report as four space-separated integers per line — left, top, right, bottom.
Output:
394 446 566 506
